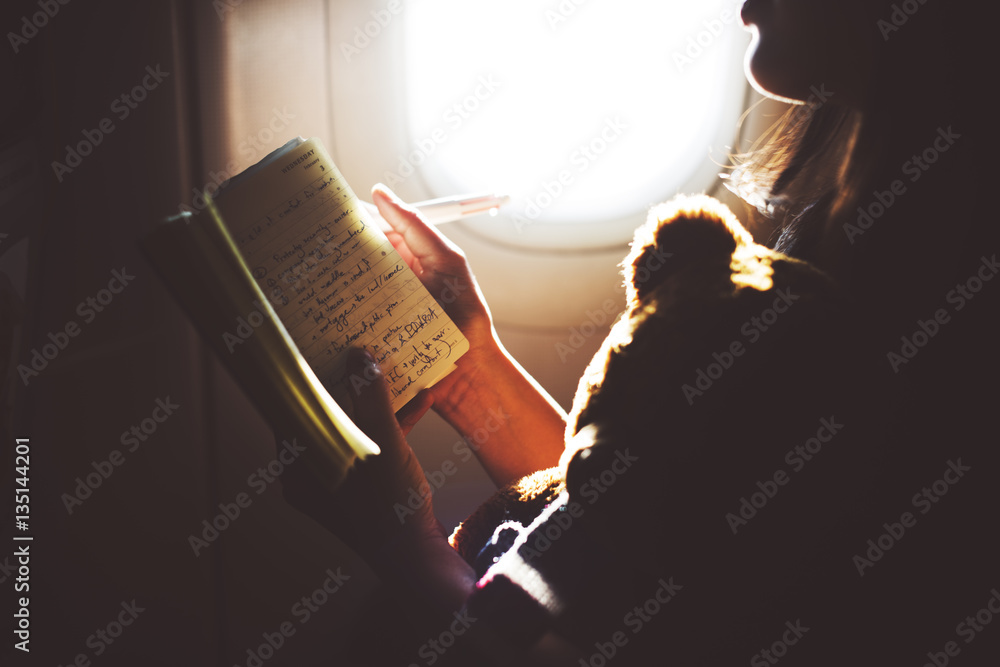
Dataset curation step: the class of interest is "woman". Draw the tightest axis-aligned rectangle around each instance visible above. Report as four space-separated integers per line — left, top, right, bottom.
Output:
286 1 999 663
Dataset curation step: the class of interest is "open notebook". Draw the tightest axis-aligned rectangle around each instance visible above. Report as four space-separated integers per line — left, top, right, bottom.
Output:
142 137 469 487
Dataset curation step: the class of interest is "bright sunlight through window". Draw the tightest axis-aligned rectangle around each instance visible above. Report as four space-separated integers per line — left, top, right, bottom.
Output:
403 0 751 248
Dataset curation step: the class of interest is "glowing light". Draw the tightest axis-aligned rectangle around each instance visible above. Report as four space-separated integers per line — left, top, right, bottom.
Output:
404 0 750 230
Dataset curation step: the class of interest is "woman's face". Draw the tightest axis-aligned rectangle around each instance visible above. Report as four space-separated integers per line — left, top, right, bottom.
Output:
740 0 881 106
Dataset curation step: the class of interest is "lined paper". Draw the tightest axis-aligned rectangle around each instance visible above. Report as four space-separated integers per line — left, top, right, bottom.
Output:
215 138 468 410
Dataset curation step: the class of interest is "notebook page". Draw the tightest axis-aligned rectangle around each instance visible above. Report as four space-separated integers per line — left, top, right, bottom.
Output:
214 137 468 411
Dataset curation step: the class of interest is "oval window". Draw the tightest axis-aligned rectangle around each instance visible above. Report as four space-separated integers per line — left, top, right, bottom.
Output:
402 0 751 249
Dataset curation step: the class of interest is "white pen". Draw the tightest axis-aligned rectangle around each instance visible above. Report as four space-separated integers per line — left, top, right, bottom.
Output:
363 192 510 228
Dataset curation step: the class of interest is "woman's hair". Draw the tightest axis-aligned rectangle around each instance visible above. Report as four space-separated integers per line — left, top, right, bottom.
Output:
726 100 871 259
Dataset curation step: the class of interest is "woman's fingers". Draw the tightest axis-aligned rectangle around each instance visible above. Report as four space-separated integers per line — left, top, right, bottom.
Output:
371 184 463 269
396 390 434 436
347 348 405 458
383 230 418 269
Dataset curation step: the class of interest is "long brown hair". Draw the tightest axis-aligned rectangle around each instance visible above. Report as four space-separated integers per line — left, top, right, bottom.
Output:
726 100 871 261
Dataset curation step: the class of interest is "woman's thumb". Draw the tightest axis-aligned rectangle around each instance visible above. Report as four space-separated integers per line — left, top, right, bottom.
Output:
347 348 404 456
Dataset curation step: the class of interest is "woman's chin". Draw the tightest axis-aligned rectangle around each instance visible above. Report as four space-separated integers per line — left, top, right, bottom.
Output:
743 41 780 101
743 41 809 105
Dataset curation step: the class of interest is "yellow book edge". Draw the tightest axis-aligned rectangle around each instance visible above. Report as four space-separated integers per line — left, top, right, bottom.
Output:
140 195 379 491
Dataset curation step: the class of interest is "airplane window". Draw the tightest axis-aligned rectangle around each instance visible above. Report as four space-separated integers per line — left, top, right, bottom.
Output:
401 0 751 249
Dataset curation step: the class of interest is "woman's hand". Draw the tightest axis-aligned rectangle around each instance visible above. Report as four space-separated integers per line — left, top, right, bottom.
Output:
371 185 498 428
280 348 476 611
372 185 568 486
372 185 494 351
281 349 443 565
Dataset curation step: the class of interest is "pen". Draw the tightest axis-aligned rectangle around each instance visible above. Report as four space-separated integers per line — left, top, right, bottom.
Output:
363 193 510 227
